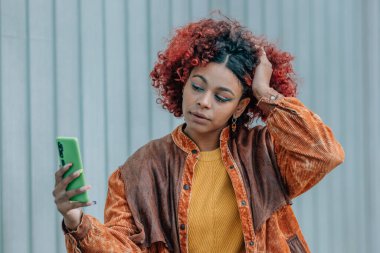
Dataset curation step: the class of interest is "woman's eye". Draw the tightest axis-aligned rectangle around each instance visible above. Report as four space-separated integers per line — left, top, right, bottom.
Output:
215 95 231 103
191 82 231 103
191 83 204 92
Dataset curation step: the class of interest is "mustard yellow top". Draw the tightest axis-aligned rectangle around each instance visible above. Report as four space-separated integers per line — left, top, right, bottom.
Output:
188 148 245 253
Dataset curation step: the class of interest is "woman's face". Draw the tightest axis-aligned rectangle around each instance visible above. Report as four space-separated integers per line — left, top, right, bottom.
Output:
182 62 250 135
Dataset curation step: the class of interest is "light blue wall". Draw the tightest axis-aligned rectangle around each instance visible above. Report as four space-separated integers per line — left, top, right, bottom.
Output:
0 0 378 252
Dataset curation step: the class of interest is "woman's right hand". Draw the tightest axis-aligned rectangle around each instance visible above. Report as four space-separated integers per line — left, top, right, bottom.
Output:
52 163 94 230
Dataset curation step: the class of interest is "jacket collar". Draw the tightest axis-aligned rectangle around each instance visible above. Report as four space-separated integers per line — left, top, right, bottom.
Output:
171 123 231 154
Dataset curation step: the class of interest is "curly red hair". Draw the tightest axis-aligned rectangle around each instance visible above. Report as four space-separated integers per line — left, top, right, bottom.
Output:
150 17 297 126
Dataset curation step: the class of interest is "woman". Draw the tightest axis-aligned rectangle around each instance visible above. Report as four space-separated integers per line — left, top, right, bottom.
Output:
53 17 344 253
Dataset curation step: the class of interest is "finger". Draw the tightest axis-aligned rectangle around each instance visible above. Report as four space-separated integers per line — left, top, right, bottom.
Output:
53 166 74 198
55 183 88 203
260 47 267 58
55 163 73 185
56 169 82 192
254 46 269 64
261 46 266 54
59 200 96 214
53 186 68 203
68 200 97 209
254 45 265 53
55 192 74 207
65 185 92 199
259 48 272 65
54 170 82 201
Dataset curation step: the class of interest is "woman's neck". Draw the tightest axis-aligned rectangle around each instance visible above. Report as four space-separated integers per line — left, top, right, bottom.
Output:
183 126 222 151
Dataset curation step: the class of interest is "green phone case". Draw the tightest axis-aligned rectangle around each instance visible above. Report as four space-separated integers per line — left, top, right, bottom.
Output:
56 137 90 203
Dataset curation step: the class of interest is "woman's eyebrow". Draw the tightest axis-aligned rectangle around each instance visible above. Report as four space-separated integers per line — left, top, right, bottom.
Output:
192 74 235 96
193 74 208 84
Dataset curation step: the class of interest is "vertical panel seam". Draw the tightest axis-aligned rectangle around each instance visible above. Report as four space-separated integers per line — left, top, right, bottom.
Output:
338 2 347 252
226 0 231 17
147 0 153 140
308 1 319 251
51 0 61 252
0 0 3 251
361 0 371 251
25 0 33 251
207 0 212 14
124 0 131 156
292 0 304 223
324 0 333 250
101 0 109 183
353 1 363 252
168 0 175 130
261 0 266 33
188 0 192 21
277 0 283 44
243 0 248 26
78 0 84 148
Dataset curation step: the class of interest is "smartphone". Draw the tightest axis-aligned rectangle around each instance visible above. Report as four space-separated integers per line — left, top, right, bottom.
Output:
56 137 90 203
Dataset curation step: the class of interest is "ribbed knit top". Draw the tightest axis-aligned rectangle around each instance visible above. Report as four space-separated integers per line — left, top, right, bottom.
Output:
187 148 245 253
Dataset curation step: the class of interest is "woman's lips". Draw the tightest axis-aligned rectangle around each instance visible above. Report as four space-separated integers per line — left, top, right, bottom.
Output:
191 112 209 120
189 111 210 124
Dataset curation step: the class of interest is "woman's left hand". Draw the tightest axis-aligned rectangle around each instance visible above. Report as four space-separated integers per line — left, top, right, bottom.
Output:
251 47 273 100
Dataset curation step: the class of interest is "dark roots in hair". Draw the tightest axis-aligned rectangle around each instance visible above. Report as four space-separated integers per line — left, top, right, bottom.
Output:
150 17 297 128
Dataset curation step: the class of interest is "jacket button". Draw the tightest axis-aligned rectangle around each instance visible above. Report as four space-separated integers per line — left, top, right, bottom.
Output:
183 184 190 190
249 241 255 246
180 224 186 230
229 165 234 169
191 150 198 154
241 200 247 206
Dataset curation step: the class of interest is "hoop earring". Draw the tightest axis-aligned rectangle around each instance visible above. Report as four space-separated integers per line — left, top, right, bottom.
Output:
231 117 237 133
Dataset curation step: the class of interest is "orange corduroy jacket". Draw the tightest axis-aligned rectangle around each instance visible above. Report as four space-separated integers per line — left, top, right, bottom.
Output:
63 96 345 253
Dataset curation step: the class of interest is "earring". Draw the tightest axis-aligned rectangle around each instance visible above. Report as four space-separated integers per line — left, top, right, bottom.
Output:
231 117 237 133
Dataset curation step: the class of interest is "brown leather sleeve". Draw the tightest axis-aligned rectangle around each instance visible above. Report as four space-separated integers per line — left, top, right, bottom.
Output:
264 97 345 199
63 169 147 253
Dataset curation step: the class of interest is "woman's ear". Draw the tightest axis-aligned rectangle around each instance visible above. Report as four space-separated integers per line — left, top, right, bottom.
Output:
234 97 250 118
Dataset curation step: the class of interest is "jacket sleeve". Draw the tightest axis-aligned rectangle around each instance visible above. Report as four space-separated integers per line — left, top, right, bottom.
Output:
62 169 149 253
259 96 345 199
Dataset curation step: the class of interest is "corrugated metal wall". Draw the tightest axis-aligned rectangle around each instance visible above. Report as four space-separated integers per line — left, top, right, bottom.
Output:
0 0 378 252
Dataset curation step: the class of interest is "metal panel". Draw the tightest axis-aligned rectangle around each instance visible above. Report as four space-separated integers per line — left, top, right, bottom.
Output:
127 0 151 154
1 0 30 252
149 0 173 139
0 0 379 252
28 0 56 252
341 1 362 252
0 1 2 251
79 0 107 220
364 1 380 253
190 0 209 21
104 0 128 174
305 1 330 252
291 0 316 250
170 0 190 129
247 0 264 34
54 0 83 251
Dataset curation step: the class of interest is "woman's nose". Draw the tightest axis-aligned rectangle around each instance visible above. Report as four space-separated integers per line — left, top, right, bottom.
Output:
197 92 212 109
